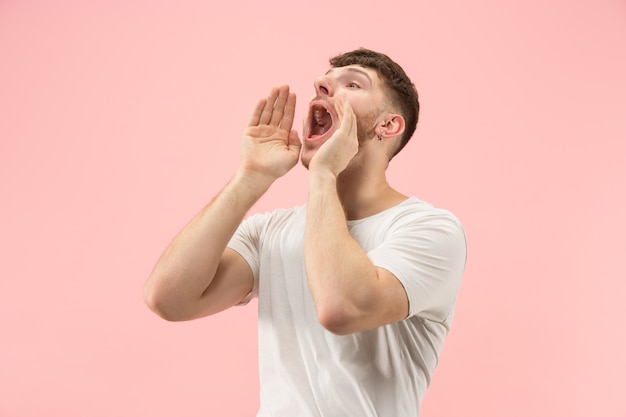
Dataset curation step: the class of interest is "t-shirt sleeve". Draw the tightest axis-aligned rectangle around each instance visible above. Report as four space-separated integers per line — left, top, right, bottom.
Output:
226 213 264 305
367 212 467 322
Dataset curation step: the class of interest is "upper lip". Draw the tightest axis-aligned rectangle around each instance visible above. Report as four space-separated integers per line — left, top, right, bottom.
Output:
308 98 335 124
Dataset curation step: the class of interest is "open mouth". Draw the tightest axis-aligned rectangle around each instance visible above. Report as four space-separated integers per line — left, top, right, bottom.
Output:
307 102 334 140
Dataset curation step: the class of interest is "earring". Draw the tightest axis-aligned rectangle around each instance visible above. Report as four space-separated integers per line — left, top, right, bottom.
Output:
377 130 385 141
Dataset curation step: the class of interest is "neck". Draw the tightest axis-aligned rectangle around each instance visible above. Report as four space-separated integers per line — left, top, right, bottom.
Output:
336 160 407 220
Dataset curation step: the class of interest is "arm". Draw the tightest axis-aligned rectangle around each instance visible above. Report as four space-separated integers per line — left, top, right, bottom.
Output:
144 86 301 321
304 99 408 335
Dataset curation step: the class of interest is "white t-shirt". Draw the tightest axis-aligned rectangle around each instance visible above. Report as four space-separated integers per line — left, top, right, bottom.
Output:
227 197 467 417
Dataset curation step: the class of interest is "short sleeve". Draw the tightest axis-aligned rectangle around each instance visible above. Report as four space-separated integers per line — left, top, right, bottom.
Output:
227 213 265 305
367 213 467 322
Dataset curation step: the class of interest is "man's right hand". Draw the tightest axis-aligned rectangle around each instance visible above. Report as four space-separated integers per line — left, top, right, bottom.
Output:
144 85 301 321
239 85 302 184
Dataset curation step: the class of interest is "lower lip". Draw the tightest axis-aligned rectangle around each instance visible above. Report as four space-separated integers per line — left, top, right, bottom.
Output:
306 134 326 142
306 126 335 142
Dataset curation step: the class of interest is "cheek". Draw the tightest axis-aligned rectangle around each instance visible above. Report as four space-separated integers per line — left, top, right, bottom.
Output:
355 113 379 137
347 100 365 116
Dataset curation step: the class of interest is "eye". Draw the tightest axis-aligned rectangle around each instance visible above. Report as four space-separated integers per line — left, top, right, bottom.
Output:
348 82 360 89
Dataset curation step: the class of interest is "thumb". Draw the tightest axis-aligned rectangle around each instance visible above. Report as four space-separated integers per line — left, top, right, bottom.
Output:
288 129 301 149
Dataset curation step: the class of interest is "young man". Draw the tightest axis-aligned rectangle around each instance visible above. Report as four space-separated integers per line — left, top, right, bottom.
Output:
144 48 467 416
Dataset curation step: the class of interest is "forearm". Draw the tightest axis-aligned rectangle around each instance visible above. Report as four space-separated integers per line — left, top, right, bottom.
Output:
144 169 271 315
304 172 379 332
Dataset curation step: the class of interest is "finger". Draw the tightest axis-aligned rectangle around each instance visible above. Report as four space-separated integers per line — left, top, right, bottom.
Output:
334 93 347 124
337 99 345 121
269 85 289 126
259 87 279 125
247 98 267 126
342 100 355 122
335 101 355 140
343 102 357 137
288 129 301 149
280 92 297 132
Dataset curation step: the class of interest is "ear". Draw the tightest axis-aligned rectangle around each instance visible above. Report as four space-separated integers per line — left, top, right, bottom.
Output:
379 114 405 139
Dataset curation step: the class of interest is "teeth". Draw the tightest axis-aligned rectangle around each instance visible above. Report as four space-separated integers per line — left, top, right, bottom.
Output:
314 109 321 124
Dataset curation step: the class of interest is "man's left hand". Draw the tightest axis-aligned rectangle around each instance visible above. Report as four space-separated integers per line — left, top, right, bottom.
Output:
308 95 359 177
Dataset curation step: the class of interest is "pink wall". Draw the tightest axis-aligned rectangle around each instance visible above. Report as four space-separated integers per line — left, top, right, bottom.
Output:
1 0 625 416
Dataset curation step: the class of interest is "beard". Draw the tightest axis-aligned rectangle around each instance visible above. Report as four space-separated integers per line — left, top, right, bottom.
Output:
355 109 380 143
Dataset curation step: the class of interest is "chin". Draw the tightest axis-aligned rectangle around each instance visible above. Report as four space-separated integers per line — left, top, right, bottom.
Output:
299 136 327 169
300 151 313 169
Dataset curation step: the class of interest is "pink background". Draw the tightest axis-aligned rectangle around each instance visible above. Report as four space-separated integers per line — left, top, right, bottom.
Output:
1 0 625 416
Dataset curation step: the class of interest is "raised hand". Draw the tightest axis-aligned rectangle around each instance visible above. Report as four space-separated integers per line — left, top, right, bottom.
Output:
308 94 359 177
239 85 302 183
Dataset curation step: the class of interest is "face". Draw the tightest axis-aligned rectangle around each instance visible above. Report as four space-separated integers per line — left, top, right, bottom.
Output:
301 65 387 168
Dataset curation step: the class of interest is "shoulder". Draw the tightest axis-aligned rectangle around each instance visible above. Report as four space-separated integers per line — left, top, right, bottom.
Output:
242 204 306 230
380 198 467 265
380 197 464 234
254 204 305 220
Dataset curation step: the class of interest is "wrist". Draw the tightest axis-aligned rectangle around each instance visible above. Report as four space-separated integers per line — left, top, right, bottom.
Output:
232 168 274 196
308 168 337 189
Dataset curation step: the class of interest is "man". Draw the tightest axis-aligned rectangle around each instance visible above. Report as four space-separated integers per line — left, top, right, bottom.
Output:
144 48 467 416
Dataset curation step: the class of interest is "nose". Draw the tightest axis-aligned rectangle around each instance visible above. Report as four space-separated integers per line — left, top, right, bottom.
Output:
314 75 335 97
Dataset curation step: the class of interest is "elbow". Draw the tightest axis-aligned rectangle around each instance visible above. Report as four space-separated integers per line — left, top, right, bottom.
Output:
316 304 361 336
143 279 187 322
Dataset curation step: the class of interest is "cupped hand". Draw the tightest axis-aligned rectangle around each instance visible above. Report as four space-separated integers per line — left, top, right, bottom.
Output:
308 94 359 177
239 85 301 182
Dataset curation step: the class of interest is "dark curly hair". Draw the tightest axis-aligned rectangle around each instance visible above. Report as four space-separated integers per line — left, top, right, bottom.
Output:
329 48 420 157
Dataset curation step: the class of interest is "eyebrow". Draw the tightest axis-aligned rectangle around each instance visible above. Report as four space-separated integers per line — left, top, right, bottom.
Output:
325 67 373 83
